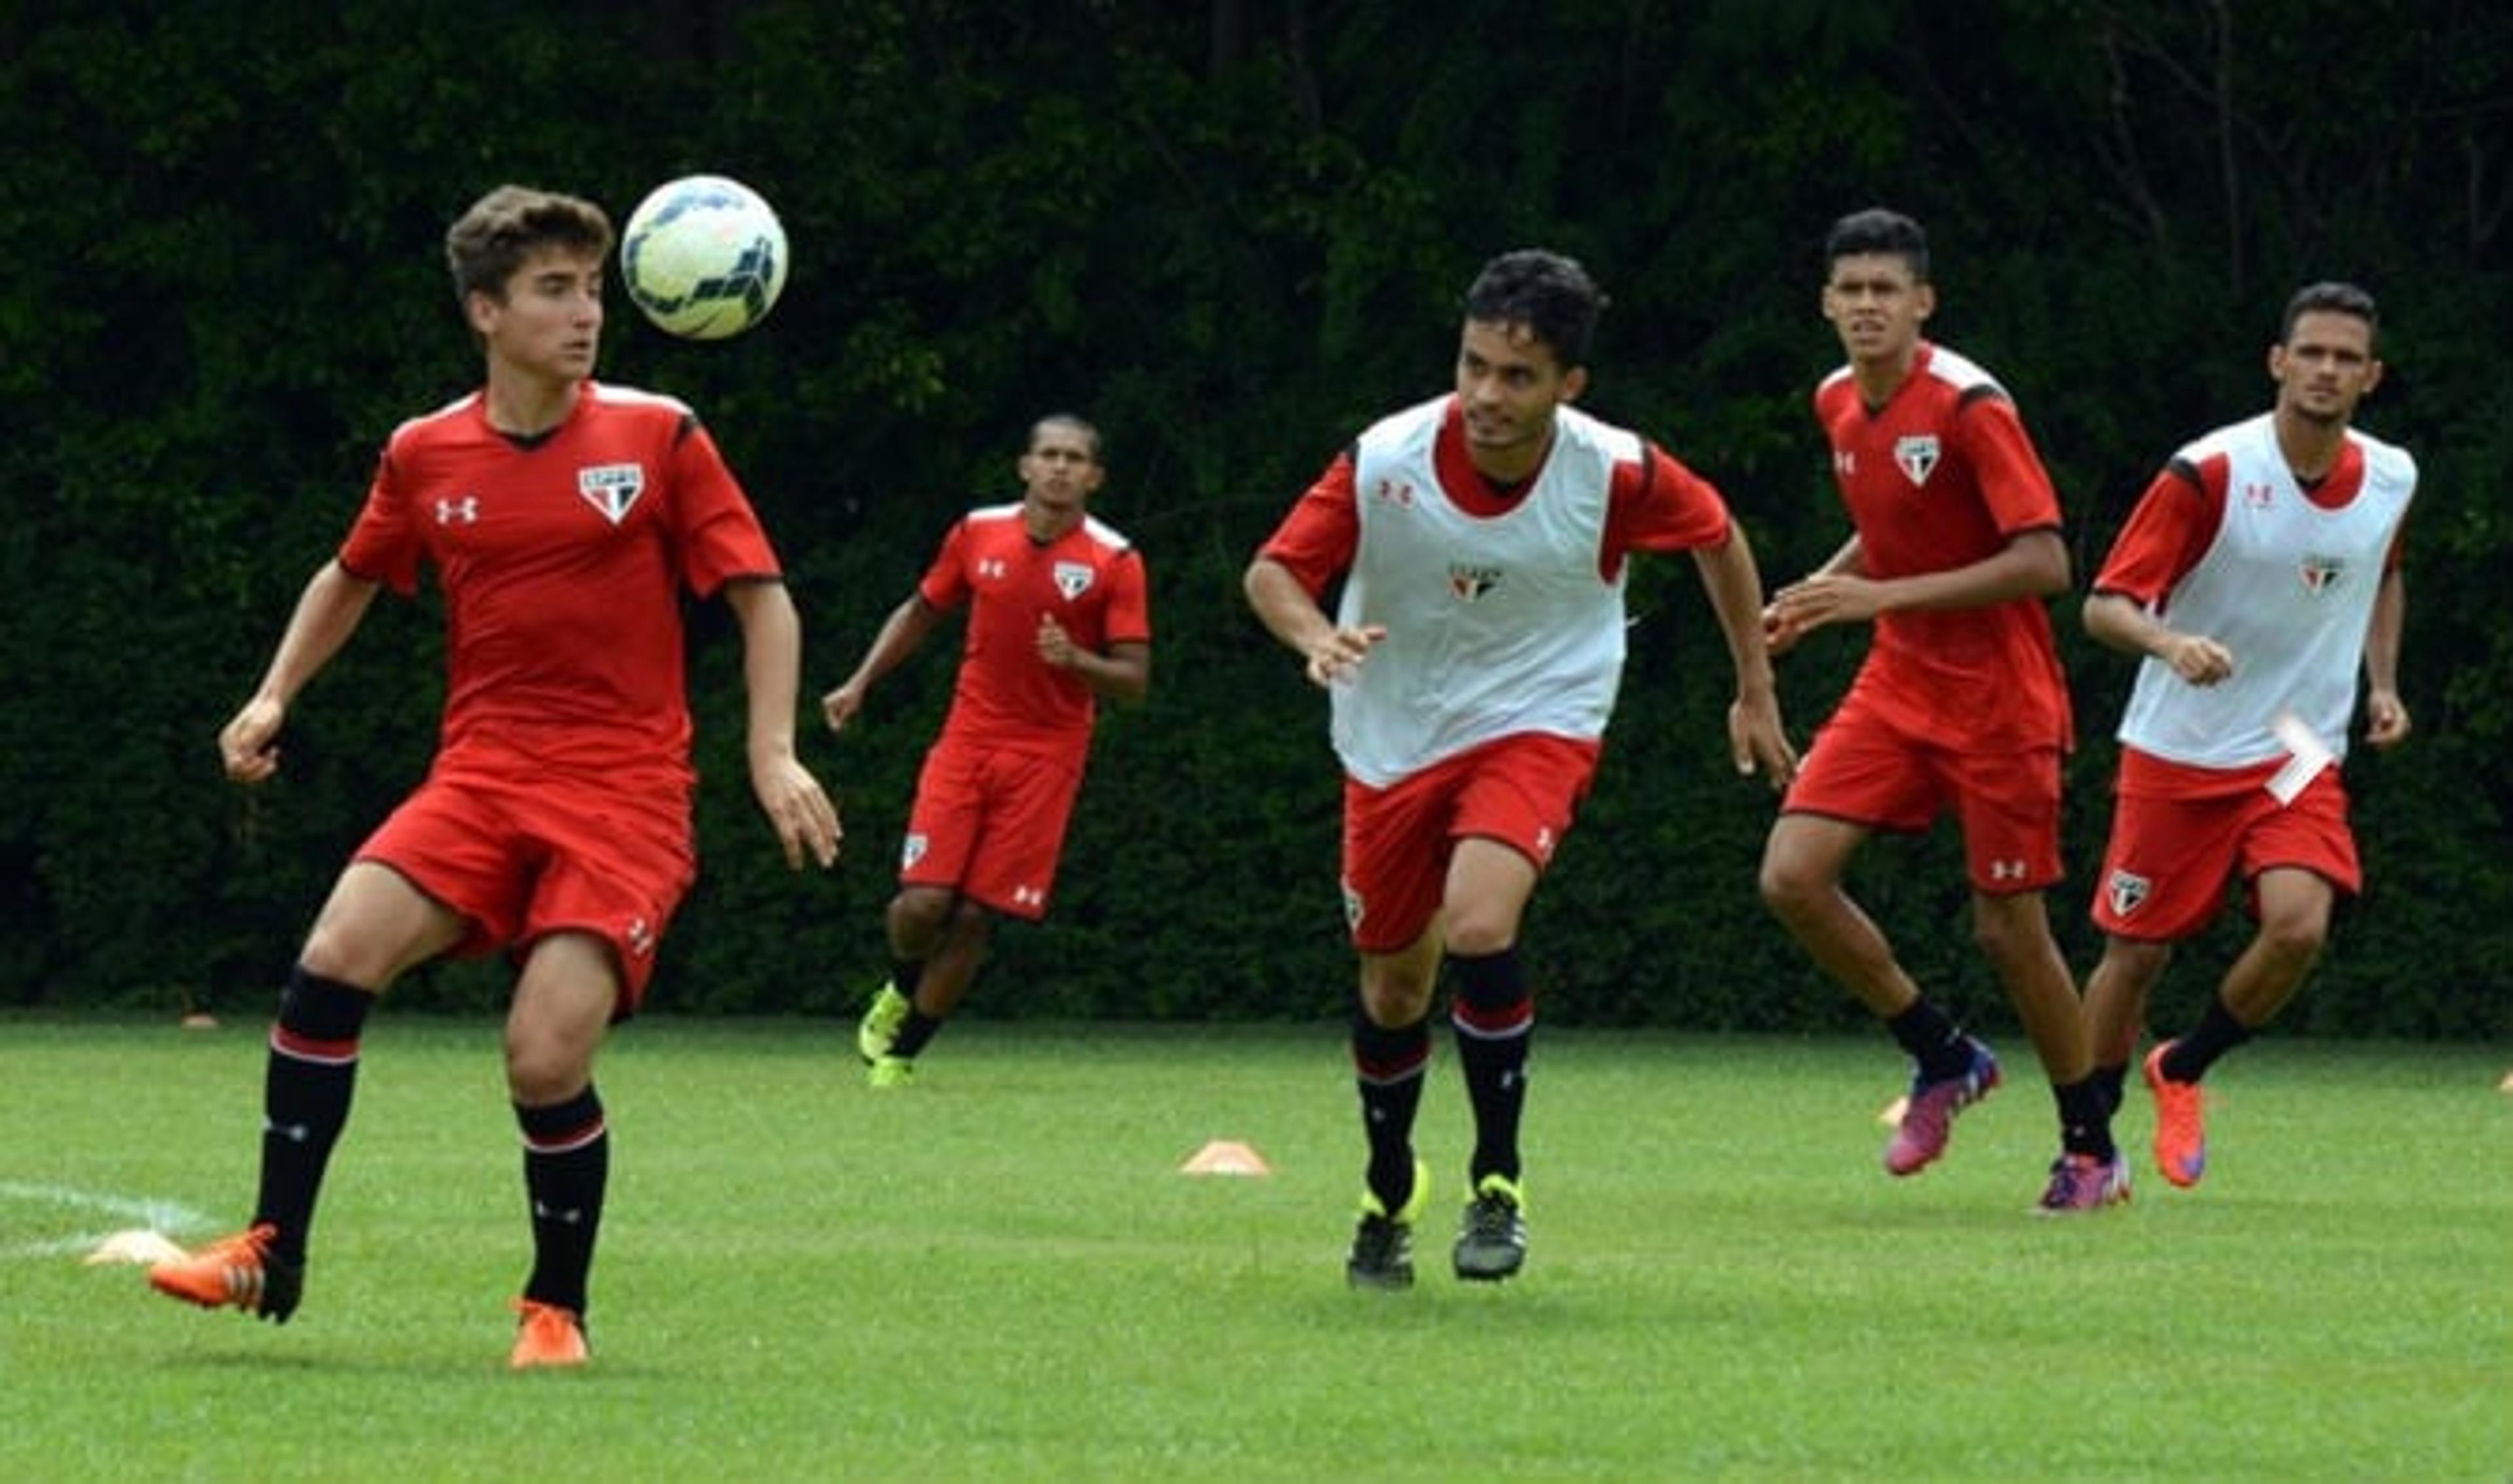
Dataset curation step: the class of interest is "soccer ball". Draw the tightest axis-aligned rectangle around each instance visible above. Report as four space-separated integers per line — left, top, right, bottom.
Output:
619 175 789 340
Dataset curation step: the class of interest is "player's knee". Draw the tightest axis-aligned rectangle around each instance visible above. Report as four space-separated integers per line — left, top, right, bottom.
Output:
886 888 954 942
2255 911 2328 969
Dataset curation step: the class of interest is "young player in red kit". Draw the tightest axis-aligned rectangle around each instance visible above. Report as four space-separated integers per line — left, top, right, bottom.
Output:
1759 208 2124 1212
1245 249 1794 1287
827 415 1150 1087
2080 281 2414 1188
143 185 841 1367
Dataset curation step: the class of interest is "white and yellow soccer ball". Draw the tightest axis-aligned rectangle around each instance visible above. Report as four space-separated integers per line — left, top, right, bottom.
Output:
619 175 789 340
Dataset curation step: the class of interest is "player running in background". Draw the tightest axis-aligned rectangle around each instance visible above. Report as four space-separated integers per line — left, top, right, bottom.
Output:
1245 249 1795 1288
2080 281 2414 1188
145 185 840 1367
1758 207 2124 1212
825 415 1150 1087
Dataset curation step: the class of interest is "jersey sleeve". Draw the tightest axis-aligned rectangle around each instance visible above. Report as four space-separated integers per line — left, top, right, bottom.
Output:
2093 459 2222 607
1605 440 1732 559
336 445 424 594
667 416 782 596
1103 546 1152 644
1953 393 2064 537
916 518 974 611
1254 451 1361 599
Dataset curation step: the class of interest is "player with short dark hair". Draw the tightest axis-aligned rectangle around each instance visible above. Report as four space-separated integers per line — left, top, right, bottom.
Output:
2080 281 2414 1187
827 415 1151 1086
1760 207 2125 1212
1245 247 1795 1288
143 183 840 1368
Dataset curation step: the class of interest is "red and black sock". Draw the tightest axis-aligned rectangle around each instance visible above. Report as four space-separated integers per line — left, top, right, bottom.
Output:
516 1086 608 1318
1449 947 1533 1187
1351 1008 1429 1212
255 964 374 1264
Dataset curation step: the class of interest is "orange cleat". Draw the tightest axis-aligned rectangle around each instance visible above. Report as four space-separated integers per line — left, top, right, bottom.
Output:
509 1299 590 1370
2145 1041 2209 1188
147 1223 302 1324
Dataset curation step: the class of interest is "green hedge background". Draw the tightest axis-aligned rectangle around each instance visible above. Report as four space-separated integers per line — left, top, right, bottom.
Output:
5 1 2506 1038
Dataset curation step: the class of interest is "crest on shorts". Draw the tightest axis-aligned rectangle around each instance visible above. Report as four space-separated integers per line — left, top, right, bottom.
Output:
2297 553 2344 595
1448 562 1503 602
900 833 928 870
1339 877 1365 933
1053 561 1095 600
577 463 646 525
1894 435 1940 487
2106 869 2152 919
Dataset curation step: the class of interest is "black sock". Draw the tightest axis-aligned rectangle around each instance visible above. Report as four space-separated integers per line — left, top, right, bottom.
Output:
890 958 925 1000
1448 948 1533 1187
1351 1010 1429 1211
2161 995 2254 1084
1886 997 1972 1082
255 966 374 1264
891 1007 943 1059
2092 1061 2129 1118
517 1087 608 1318
2055 1076 2116 1160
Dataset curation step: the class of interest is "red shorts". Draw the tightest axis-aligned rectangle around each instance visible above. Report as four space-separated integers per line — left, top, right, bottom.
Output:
1340 732 1601 954
1781 695 2063 893
900 738 1082 921
355 763 696 1012
2091 766 2359 942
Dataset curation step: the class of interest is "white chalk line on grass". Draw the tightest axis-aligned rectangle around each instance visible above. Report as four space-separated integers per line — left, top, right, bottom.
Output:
0 1180 216 1260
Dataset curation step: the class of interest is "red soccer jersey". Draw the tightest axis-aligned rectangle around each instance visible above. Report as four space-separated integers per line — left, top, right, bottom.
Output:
338 381 782 784
919 504 1151 769
1258 397 1732 599
1813 342 2070 749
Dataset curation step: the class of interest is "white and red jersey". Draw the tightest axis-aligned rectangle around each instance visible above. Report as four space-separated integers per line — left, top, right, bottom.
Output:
2095 412 2414 773
920 504 1151 771
1815 342 2071 751
339 380 781 786
1258 395 1732 788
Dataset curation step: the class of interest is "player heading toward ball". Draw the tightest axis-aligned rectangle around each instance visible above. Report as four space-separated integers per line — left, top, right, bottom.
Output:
2080 281 2415 1188
826 415 1151 1087
1758 207 2124 1213
1245 247 1794 1288
144 184 839 1368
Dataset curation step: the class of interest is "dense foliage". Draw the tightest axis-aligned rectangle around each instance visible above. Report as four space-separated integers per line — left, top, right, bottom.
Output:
5 1 2506 1036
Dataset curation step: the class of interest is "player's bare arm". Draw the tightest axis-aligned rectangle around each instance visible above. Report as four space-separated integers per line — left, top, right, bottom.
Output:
1242 556 1386 688
725 578 841 870
1774 528 2067 639
2083 590 2235 686
821 595 943 733
219 560 381 784
1763 533 1864 655
2362 565 2411 747
1689 533 1796 786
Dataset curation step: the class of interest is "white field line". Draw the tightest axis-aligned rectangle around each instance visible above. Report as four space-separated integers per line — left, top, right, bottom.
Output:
0 1180 217 1260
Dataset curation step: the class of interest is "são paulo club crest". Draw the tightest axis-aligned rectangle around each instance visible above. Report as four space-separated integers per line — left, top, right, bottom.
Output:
1894 434 1940 487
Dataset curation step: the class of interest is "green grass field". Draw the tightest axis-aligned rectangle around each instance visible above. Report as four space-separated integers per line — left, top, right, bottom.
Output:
2 1016 2504 1481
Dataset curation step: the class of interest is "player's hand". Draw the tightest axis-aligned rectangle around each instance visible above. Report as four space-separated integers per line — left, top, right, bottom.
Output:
2160 632 2235 686
218 696 287 785
1728 692 1797 790
1037 613 1077 669
2363 688 2412 749
1761 601 1807 658
820 680 868 734
1302 624 1386 688
1770 573 1882 635
752 752 841 870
